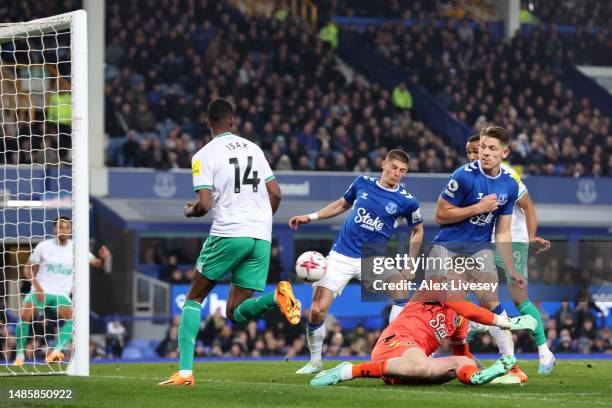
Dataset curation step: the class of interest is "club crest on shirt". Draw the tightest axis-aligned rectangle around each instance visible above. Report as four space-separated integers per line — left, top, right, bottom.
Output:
385 202 397 215
497 194 508 205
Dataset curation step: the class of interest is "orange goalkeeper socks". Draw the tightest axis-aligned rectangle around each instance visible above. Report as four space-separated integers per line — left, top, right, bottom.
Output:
457 365 480 384
351 360 389 379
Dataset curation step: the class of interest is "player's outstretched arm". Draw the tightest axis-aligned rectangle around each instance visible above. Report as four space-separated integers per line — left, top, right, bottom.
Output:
288 197 352 230
516 192 551 254
434 195 498 225
265 179 282 215
185 189 213 218
90 246 111 269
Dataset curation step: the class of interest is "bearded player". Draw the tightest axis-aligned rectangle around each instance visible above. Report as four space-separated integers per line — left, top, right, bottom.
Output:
290 149 424 375
465 134 555 377
309 277 537 387
13 216 110 366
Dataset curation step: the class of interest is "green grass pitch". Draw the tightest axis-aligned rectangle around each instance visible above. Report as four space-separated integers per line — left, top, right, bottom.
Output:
0 360 610 407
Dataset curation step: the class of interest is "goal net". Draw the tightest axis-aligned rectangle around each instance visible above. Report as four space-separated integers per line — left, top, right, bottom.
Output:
0 10 89 376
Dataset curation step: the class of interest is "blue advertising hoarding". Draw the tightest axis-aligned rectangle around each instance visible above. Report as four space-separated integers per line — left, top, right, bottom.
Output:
107 169 612 205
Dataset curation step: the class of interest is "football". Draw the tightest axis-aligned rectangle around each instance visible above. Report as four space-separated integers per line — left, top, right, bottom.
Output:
295 251 327 282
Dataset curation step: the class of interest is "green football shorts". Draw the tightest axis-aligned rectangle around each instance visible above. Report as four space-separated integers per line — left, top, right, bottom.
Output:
22 292 72 309
195 236 271 292
494 242 529 283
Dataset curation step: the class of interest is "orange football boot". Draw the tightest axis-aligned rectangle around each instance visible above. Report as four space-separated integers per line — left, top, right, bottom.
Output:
510 364 528 383
46 350 65 363
158 372 195 386
275 281 301 325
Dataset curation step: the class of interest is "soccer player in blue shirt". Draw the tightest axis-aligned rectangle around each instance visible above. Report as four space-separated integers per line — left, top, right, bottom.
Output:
289 150 424 374
465 134 555 379
432 126 525 377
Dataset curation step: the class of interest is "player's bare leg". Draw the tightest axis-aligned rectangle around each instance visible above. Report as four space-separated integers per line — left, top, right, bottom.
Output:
14 302 36 366
47 305 72 362
377 347 472 384
311 347 516 386
296 286 334 374
159 271 216 386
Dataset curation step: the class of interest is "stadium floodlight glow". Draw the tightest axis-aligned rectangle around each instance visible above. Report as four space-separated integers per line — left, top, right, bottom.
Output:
0 10 89 377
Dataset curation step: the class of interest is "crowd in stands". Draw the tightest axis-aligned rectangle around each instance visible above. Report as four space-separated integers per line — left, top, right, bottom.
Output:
313 0 440 21
0 1 80 167
103 0 461 173
474 300 611 355
2 1 610 177
100 0 612 177
361 19 611 176
522 0 612 27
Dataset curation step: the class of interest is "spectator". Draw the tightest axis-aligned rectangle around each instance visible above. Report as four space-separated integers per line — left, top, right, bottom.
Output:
106 319 126 358
269 245 284 282
166 269 188 284
122 130 140 166
156 324 179 358
391 82 413 111
319 20 339 49
555 329 575 353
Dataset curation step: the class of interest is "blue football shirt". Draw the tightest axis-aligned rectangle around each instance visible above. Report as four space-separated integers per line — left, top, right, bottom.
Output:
331 176 422 258
432 161 519 253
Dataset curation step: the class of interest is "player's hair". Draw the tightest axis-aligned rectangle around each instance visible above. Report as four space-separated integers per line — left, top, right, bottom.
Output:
207 98 234 124
385 149 410 165
467 134 480 143
479 126 511 146
54 216 72 226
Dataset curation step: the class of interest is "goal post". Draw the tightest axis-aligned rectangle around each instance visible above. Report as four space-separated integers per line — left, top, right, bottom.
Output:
68 9 89 378
0 10 89 376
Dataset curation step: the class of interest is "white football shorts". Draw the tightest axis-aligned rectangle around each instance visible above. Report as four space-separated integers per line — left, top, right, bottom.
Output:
313 250 361 297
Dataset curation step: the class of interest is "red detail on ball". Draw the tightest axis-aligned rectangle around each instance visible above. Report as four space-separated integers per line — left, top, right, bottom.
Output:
301 256 320 274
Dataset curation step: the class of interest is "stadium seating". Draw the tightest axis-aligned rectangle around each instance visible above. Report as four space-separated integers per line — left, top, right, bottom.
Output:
1 1 609 177
100 1 461 173
522 0 611 27
357 19 611 176
121 347 143 360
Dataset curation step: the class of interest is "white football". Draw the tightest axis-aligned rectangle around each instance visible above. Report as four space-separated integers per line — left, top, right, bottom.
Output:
295 251 327 282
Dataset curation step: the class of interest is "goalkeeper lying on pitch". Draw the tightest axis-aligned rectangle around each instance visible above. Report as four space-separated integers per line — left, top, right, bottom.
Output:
310 277 536 387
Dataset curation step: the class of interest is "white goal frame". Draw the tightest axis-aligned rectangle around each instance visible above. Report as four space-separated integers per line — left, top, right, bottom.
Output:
0 10 89 376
